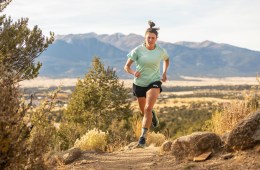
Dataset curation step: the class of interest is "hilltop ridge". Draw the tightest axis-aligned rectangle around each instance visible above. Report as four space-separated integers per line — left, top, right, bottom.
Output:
39 32 260 79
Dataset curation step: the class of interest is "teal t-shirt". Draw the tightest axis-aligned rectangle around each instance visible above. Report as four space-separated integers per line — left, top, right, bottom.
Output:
127 44 169 87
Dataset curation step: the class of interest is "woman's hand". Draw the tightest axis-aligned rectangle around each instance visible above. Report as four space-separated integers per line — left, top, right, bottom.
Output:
161 59 169 82
134 71 141 78
161 73 167 82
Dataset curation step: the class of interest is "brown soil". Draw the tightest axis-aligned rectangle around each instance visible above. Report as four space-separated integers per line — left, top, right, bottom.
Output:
53 145 260 170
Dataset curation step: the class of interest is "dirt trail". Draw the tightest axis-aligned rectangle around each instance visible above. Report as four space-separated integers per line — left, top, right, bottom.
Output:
55 146 260 170
56 146 174 170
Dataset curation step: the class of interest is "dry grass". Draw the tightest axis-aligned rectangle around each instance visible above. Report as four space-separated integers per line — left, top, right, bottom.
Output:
211 101 253 134
212 98 259 134
147 132 166 147
74 128 108 151
131 115 143 139
130 97 232 112
210 77 260 134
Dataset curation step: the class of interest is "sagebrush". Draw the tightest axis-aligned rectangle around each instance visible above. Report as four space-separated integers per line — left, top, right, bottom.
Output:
147 132 166 147
74 128 108 151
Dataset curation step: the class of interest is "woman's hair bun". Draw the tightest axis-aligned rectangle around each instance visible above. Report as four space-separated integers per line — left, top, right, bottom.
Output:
146 20 160 37
148 20 156 28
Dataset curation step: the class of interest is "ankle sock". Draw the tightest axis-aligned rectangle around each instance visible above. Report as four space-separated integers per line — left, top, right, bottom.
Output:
140 127 148 138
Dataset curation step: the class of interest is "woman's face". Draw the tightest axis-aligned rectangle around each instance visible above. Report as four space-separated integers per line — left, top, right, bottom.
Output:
145 32 157 49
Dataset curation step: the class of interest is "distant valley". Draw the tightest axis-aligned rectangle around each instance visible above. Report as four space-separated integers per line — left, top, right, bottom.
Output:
38 32 260 79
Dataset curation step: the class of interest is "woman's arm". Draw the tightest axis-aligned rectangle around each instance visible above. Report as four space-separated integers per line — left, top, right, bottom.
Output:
161 58 169 82
124 59 140 77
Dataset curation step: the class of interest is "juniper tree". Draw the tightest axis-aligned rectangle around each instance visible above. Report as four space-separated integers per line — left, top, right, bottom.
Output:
0 2 54 84
0 0 54 169
60 57 132 149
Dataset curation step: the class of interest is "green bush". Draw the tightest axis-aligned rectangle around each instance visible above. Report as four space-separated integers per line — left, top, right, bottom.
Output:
0 1 54 169
59 57 133 150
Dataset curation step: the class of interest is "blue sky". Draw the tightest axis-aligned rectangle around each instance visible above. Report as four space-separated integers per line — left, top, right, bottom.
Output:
3 0 260 51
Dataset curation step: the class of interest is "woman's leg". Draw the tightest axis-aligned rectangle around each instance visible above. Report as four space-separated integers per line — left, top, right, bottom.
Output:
135 86 160 147
142 88 160 129
137 97 146 115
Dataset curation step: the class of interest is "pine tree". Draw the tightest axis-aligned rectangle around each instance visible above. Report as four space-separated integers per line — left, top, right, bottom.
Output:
0 1 54 169
60 57 132 149
0 2 54 84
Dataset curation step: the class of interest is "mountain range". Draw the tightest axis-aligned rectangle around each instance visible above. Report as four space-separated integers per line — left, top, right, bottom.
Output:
38 32 260 80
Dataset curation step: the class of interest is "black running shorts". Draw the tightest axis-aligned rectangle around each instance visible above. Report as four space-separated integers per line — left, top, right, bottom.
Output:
132 81 162 97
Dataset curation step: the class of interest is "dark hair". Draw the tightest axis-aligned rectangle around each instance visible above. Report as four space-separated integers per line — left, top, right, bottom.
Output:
145 20 160 37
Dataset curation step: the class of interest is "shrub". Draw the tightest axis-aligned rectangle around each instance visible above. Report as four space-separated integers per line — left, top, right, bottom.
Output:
0 1 54 169
60 57 132 150
209 77 260 134
74 128 108 151
147 132 166 147
0 86 58 169
57 122 86 151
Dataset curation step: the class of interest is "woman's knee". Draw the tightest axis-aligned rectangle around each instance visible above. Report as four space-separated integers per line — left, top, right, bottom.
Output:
144 106 153 115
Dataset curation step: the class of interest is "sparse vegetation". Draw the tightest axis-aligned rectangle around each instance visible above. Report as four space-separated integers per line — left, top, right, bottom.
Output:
0 0 54 169
1 1 259 169
12 75 260 168
147 131 166 147
74 128 108 151
153 101 216 139
58 57 133 151
207 76 260 134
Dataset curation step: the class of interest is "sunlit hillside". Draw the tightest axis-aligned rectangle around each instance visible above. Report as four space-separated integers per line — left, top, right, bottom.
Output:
19 76 260 140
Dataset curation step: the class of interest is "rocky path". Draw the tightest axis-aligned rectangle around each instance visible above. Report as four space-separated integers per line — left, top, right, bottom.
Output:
54 145 260 170
55 146 175 170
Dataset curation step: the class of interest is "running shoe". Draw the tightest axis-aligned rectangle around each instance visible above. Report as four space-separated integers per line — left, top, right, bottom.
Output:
152 110 159 128
137 136 146 148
